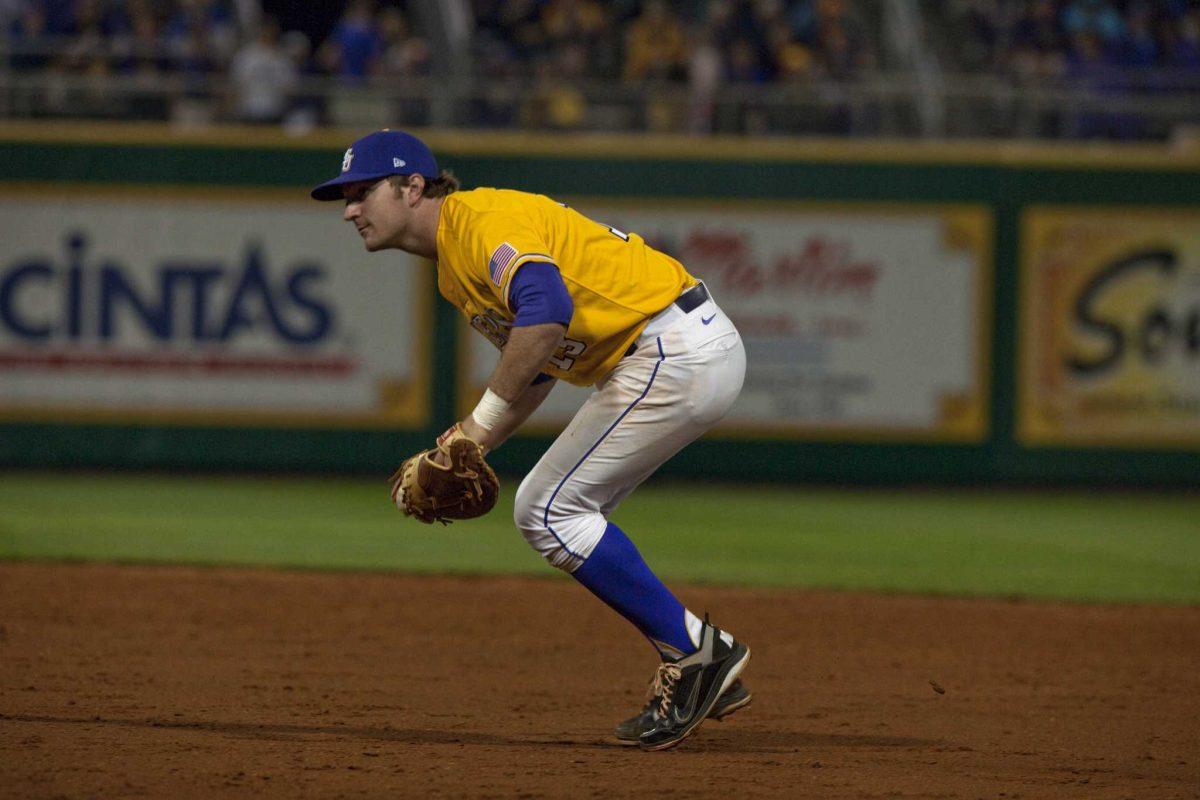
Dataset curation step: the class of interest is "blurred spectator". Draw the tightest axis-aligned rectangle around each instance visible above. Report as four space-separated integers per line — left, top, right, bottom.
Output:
229 14 297 123
469 50 521 126
10 4 53 71
813 19 863 134
687 24 724 133
165 0 237 65
174 27 217 100
787 0 817 40
1159 8 1200 101
541 0 606 46
318 0 383 83
726 37 770 82
523 43 588 129
799 0 869 48
59 0 121 76
473 0 543 61
624 0 688 81
540 0 615 77
1065 29 1115 81
948 0 1006 70
1008 0 1068 82
1062 0 1124 46
166 2 226 101
1 0 25 33
118 0 169 77
377 6 429 77
40 0 76 36
280 29 325 132
115 1 172 119
1116 4 1157 69
772 32 815 83
1167 10 1200 70
377 7 429 126
1064 28 1143 139
814 15 872 80
469 0 533 127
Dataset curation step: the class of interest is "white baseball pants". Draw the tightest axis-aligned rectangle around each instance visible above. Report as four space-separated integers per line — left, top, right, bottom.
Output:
513 290 746 572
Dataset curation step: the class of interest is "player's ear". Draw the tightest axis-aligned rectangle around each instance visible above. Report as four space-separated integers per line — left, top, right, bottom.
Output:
388 174 417 204
406 174 427 205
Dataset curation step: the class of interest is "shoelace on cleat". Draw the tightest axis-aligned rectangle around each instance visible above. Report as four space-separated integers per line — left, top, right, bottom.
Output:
650 662 683 718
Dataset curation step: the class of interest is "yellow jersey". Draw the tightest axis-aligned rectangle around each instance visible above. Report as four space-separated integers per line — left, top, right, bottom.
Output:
434 188 697 386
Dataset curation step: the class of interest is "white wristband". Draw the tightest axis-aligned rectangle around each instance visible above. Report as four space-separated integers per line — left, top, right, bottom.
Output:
470 388 511 431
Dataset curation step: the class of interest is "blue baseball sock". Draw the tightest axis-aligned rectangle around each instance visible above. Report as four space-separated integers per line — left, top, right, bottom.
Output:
572 522 700 659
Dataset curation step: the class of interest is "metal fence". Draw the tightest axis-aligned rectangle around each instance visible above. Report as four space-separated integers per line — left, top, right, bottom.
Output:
2 41 1199 141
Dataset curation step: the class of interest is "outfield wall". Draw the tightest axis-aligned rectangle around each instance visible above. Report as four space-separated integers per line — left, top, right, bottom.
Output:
1 123 1198 485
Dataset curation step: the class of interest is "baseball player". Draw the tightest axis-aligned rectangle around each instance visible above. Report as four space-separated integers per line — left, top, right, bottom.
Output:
311 130 751 750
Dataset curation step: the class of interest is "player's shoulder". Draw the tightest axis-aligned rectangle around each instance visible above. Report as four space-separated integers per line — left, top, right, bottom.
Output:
447 187 557 217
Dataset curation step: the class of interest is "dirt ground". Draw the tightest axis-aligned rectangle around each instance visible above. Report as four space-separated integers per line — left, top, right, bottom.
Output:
0 563 1197 799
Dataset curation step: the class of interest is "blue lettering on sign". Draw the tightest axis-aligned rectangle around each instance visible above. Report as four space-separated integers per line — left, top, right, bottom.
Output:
0 262 54 339
0 231 336 345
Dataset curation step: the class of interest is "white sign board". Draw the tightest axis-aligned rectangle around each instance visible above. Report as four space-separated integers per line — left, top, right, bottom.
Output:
0 189 429 427
461 201 990 441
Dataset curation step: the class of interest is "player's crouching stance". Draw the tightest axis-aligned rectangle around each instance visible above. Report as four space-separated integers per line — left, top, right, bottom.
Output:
312 130 751 750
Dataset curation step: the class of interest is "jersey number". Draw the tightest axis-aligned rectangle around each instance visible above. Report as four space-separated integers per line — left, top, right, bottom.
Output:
549 338 586 371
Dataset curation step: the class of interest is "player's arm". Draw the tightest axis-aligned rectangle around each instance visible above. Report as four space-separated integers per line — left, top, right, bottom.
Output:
475 372 558 451
458 262 572 450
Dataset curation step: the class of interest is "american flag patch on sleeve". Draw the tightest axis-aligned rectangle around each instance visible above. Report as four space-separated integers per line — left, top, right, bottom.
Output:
488 242 518 286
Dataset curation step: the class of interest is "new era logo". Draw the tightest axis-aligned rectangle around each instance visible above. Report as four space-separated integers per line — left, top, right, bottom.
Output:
393 157 406 168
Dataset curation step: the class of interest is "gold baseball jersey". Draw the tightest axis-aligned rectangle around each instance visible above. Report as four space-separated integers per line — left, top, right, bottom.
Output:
435 188 697 386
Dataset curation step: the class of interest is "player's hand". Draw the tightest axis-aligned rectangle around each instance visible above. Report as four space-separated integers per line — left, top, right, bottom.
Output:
458 416 491 451
431 421 488 466
390 432 500 525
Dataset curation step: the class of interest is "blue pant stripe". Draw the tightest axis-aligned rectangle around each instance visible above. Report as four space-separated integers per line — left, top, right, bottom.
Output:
543 337 667 564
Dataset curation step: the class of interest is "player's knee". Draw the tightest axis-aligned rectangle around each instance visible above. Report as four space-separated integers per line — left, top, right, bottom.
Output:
512 476 562 566
513 476 603 572
512 478 542 541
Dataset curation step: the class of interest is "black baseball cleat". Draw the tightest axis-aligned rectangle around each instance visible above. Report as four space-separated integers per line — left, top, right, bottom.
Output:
614 678 752 745
637 618 750 751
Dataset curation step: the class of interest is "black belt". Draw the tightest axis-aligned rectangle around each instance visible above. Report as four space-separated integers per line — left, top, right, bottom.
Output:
673 282 709 313
624 283 710 357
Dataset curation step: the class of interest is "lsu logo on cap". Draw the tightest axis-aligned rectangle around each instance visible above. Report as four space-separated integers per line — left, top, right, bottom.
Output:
341 148 354 172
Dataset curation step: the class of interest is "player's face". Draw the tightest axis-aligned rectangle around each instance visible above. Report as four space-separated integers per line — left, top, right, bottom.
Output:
342 178 408 251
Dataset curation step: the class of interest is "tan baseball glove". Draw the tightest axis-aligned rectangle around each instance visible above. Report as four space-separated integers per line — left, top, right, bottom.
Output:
390 424 499 525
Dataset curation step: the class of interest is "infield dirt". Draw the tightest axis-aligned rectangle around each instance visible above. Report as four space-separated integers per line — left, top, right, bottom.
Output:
1 562 1197 799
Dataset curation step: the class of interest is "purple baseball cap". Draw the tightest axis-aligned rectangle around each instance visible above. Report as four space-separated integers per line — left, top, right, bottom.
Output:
310 129 439 201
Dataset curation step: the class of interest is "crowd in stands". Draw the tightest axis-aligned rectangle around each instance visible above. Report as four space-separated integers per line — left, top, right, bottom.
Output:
1 0 1197 138
1 0 431 124
939 0 1200 138
1 0 880 126
471 0 878 85
468 0 880 131
945 0 1200 83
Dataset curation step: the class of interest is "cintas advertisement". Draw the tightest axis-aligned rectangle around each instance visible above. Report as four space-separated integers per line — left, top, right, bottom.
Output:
0 189 429 428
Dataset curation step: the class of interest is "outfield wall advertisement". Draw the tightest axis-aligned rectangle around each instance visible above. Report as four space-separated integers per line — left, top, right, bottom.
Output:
4 131 1200 482
462 201 992 441
0 189 429 427
1020 208 1200 447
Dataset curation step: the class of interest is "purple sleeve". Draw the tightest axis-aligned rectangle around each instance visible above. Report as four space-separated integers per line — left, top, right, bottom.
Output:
509 261 574 328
